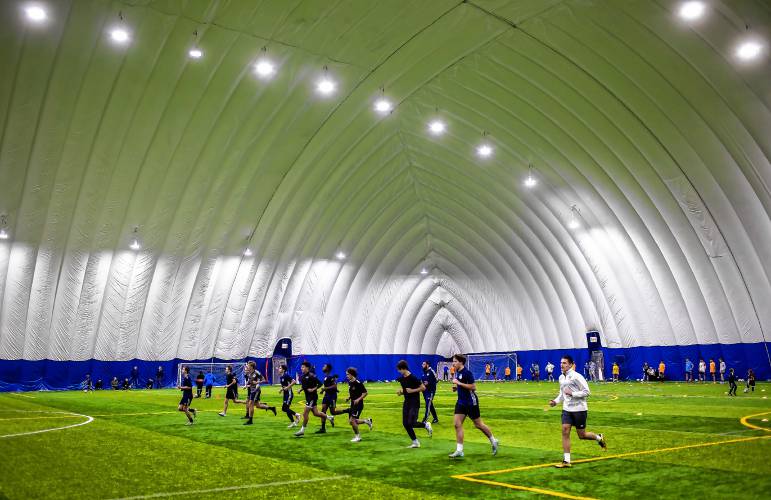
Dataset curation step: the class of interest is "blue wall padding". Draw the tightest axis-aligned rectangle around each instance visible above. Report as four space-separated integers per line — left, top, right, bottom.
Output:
0 342 767 392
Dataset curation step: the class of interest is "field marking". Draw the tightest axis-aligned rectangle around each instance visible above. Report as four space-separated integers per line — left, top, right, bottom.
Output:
0 410 94 439
106 475 349 499
451 411 771 498
7 392 36 399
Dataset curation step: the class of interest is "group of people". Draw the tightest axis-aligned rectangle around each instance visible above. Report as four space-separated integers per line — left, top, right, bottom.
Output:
176 354 606 467
82 365 168 392
476 361 557 382
683 358 730 383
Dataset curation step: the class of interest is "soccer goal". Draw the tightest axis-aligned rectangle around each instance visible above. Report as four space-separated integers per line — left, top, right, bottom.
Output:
466 352 517 381
176 362 246 387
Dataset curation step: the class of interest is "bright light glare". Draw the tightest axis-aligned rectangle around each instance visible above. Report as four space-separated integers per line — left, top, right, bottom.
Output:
188 48 203 59
420 268 428 275
110 27 130 44
524 175 537 188
568 219 580 230
428 120 446 135
316 78 336 95
736 41 763 60
335 251 346 260
0 229 8 240
243 248 253 257
129 239 141 251
374 98 393 114
24 4 47 22
476 144 493 158
254 59 275 78
678 1 705 20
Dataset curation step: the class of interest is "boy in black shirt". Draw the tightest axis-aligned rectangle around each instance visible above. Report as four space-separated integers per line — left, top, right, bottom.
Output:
278 364 301 427
396 360 432 448
339 367 372 442
177 366 197 425
317 364 338 434
244 361 277 425
421 361 439 424
195 371 205 398
294 361 335 437
218 365 244 416
727 368 738 396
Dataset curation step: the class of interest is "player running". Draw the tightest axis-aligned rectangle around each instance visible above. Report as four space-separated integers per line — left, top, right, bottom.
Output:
317 363 338 434
244 361 277 425
421 361 439 424
278 364 301 427
337 367 372 442
218 364 245 416
177 366 197 425
294 361 334 436
396 360 432 448
549 355 607 468
448 354 498 458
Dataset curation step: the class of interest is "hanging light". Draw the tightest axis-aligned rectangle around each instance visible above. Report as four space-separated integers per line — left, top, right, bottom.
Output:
524 164 537 188
428 119 446 136
254 47 276 79
243 248 253 257
420 267 429 275
23 3 47 23
374 98 393 114
736 40 763 60
567 205 580 230
316 66 336 96
109 12 130 45
335 251 346 260
129 226 141 251
678 1 705 21
189 48 203 59
0 214 9 240
476 143 493 158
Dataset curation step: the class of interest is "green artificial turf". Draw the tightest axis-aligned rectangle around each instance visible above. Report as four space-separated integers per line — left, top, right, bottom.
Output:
0 381 769 499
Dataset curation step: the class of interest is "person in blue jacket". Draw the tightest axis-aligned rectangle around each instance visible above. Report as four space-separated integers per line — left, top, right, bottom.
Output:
204 371 215 398
684 358 694 383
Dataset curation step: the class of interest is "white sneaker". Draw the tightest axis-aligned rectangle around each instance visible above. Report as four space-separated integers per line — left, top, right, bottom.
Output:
185 421 194 426
287 421 298 428
218 412 226 417
294 429 304 437
408 441 420 448
448 450 464 458
425 421 433 438
366 418 373 431
491 438 499 456
351 435 362 443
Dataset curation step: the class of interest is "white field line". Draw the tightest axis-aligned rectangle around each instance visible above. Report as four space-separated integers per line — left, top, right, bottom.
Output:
106 475 349 500
0 410 94 438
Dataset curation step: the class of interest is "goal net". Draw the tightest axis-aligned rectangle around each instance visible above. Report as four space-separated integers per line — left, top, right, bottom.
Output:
466 352 517 381
176 362 246 387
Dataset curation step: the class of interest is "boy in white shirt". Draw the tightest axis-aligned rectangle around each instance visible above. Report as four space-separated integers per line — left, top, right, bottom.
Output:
549 355 607 467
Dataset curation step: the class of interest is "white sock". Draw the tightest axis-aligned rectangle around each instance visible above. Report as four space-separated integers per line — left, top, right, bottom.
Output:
489 435 497 444
456 443 464 452
596 434 602 441
413 439 419 445
299 426 305 432
564 453 571 462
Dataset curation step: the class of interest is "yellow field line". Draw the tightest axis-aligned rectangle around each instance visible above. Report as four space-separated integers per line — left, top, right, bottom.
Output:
452 411 771 497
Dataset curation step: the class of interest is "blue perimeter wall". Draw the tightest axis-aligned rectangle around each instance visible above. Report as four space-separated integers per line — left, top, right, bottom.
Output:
0 342 768 392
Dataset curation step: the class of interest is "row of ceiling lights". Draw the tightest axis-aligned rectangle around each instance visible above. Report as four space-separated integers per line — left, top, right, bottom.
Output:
12 1 761 255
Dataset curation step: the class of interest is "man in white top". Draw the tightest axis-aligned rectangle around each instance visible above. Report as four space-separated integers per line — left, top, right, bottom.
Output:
546 361 555 382
719 358 726 383
549 355 607 468
698 359 706 382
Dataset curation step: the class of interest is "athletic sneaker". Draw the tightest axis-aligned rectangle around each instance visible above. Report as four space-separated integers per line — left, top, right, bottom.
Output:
491 438 499 456
243 419 253 425
190 408 197 419
425 421 433 438
431 418 439 424
597 433 607 450
408 441 420 448
294 429 305 437
185 421 194 426
328 415 335 427
287 421 298 428
365 418 373 431
554 461 572 468
315 428 326 434
270 407 277 416
240 415 248 419
351 435 362 443
448 450 464 458
218 412 226 417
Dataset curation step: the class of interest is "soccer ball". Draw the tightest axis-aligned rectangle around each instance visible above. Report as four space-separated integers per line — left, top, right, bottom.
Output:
743 388 749 393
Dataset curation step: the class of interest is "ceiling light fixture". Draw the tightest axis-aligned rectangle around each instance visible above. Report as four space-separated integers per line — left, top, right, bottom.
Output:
420 267 428 275
335 251 346 260
567 205 580 230
316 66 336 96
678 1 705 21
0 215 9 240
129 226 141 251
428 119 446 136
524 164 537 188
24 4 47 23
243 248 253 257
374 98 393 114
189 48 203 59
476 143 493 158
736 40 763 60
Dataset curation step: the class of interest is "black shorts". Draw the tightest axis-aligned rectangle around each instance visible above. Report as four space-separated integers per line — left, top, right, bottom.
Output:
321 395 337 408
283 391 294 406
248 388 261 402
350 403 364 419
226 387 238 400
179 394 193 406
305 396 318 408
454 402 480 420
562 410 587 429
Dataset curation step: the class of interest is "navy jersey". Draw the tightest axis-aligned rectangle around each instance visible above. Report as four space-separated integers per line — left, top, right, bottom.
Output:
181 375 193 398
398 373 422 407
300 372 321 397
322 375 338 396
421 367 437 392
226 372 237 387
455 367 477 406
247 370 262 389
348 379 367 401
280 373 294 393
